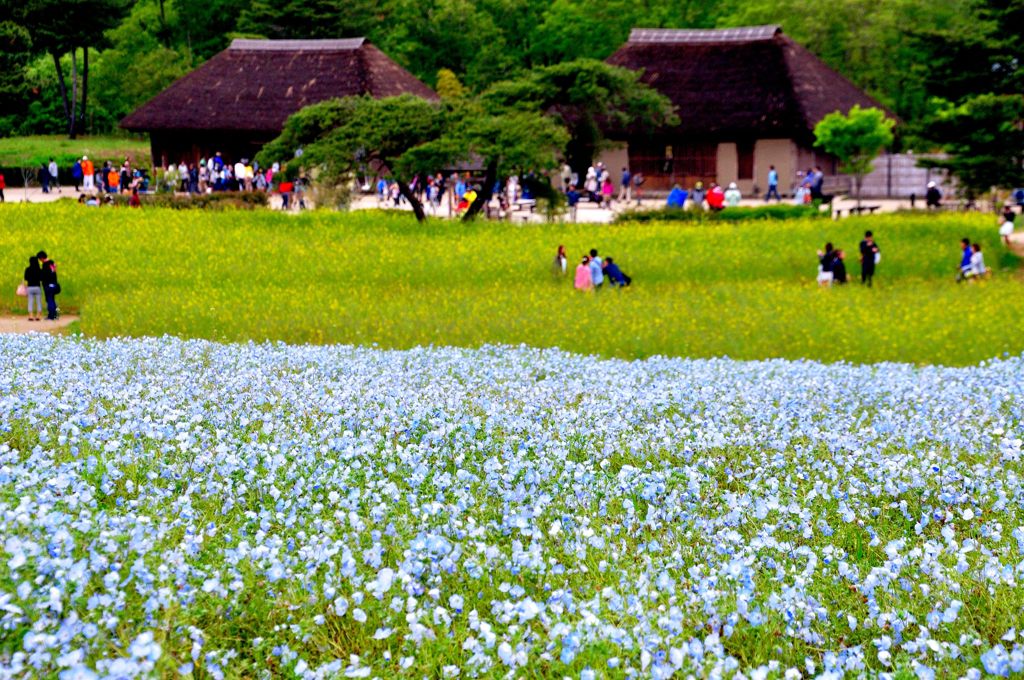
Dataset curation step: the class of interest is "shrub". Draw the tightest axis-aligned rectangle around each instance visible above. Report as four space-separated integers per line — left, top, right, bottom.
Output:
101 191 269 210
614 204 824 224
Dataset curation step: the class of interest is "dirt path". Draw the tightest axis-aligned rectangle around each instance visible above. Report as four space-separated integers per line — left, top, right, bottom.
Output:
0 315 79 334
1008 232 1024 259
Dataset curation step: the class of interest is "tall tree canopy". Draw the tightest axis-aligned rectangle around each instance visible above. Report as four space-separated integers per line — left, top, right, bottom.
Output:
919 94 1024 201
482 59 678 175
0 0 1018 146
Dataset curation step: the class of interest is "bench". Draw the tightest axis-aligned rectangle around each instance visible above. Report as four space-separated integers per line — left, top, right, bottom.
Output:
834 205 881 218
513 199 536 213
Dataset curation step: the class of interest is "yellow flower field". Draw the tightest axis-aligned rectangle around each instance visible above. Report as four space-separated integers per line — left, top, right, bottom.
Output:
1 203 1017 365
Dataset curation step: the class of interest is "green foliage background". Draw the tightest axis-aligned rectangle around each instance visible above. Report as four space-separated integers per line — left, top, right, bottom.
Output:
0 0 1019 139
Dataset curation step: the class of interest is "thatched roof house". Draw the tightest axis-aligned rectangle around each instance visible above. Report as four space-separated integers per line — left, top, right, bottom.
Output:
121 38 438 167
603 26 888 193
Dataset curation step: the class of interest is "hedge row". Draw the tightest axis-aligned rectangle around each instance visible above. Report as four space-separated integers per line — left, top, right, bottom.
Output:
614 204 825 224
100 191 269 210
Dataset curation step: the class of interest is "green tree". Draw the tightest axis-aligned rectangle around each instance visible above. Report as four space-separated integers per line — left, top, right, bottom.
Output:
919 94 1024 204
258 95 444 222
482 59 677 175
814 106 895 208
435 69 466 99
172 0 248 60
3 0 129 137
421 101 568 220
237 0 382 39
374 0 517 90
90 1 192 131
0 22 33 132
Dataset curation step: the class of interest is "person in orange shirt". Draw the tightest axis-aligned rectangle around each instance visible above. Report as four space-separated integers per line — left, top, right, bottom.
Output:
81 156 95 191
107 168 119 194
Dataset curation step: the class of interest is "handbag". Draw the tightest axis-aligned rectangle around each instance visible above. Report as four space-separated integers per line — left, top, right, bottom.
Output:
16 283 27 297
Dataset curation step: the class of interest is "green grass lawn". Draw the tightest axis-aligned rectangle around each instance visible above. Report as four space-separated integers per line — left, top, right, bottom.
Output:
0 204 1017 365
0 134 150 168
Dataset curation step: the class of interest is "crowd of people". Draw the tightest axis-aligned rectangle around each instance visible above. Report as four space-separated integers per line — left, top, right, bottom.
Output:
16 250 61 321
816 231 880 287
551 246 632 291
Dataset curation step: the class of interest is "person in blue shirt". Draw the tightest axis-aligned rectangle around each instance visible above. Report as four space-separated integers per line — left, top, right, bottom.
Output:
603 257 631 287
588 249 604 289
667 184 688 208
956 237 973 282
619 167 632 202
765 165 780 202
566 185 580 222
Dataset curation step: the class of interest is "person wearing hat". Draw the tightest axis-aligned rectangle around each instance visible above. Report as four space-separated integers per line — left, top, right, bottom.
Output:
81 156 95 192
690 181 705 210
925 181 942 209
724 182 742 207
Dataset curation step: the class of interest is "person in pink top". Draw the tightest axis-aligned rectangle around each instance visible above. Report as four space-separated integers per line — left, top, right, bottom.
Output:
601 176 614 208
574 256 594 291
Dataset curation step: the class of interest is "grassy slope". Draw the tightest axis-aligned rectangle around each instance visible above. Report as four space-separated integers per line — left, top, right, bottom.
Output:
0 204 1017 365
0 135 150 167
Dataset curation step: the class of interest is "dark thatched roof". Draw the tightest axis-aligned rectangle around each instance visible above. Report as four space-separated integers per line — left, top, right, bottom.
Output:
121 38 438 133
607 26 889 139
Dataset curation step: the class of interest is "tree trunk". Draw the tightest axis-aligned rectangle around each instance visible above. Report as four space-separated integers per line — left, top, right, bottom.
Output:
70 49 79 139
51 51 74 139
463 159 498 221
81 47 89 134
395 178 426 222
855 175 862 210
158 0 169 47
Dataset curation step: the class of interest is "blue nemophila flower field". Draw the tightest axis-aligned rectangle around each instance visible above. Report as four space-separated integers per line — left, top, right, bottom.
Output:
1 335 1023 679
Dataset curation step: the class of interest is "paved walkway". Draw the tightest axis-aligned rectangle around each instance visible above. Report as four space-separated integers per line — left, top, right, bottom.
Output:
0 315 79 335
6 185 922 222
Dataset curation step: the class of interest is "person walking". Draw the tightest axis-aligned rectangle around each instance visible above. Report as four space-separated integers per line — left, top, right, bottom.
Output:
38 251 60 320
765 165 781 202
999 205 1015 246
618 167 632 203
601 175 614 208
48 158 60 193
39 162 50 194
71 159 83 191
633 171 645 206
22 255 43 321
859 230 879 287
574 256 594 291
566 186 580 222
81 156 94 192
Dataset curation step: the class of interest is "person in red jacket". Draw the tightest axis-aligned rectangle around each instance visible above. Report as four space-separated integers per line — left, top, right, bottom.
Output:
0 171 5 203
706 183 725 211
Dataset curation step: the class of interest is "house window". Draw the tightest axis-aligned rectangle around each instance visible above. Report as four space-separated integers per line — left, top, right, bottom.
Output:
737 141 754 180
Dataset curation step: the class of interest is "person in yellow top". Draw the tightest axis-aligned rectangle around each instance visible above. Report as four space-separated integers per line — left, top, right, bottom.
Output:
463 186 478 207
